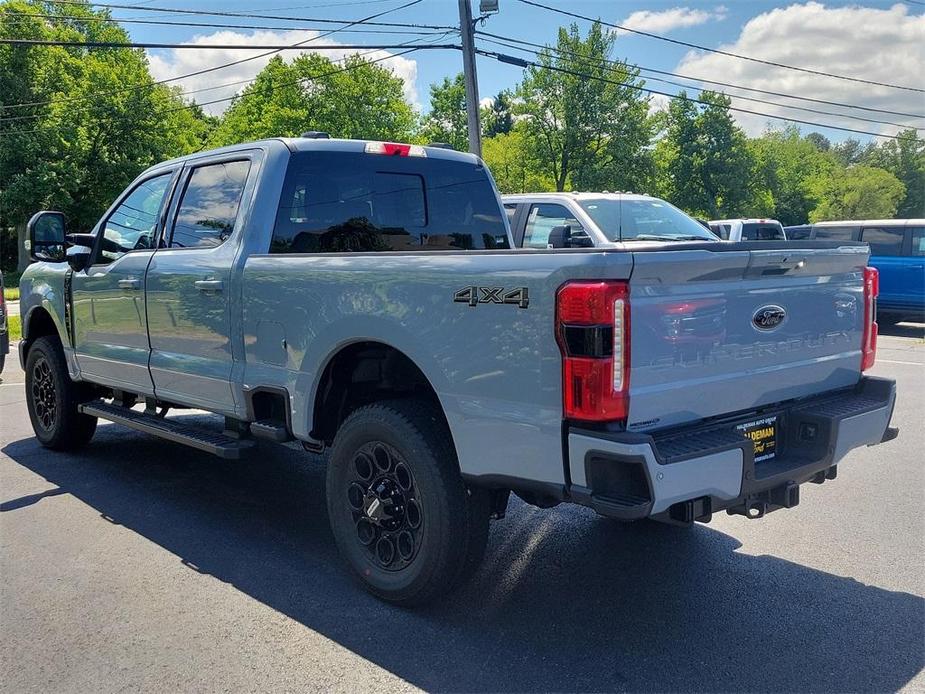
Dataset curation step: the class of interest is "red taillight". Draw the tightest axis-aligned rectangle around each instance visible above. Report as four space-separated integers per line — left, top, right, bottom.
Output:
556 281 630 423
861 266 878 371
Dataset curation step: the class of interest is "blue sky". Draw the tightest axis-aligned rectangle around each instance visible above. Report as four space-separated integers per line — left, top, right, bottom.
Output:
125 0 924 143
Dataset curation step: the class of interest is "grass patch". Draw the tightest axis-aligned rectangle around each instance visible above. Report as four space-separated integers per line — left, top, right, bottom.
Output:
7 314 21 341
3 270 22 301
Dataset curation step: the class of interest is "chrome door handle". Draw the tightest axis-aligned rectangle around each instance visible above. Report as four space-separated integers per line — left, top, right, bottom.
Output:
194 279 223 292
118 278 141 291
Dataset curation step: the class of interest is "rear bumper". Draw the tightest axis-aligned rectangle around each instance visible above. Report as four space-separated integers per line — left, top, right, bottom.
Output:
567 376 897 523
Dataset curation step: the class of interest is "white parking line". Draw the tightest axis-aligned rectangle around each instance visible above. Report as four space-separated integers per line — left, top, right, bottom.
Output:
876 359 924 366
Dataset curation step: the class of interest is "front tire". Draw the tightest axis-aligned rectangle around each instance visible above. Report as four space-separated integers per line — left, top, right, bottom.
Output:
325 399 486 605
25 336 97 450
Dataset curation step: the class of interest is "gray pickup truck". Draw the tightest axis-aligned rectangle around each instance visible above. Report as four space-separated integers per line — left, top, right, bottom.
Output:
19 136 896 604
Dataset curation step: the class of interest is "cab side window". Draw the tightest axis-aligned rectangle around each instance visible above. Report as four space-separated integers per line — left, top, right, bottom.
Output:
815 226 858 241
270 152 507 253
523 203 586 248
98 173 173 264
910 227 925 257
170 160 251 249
861 226 904 256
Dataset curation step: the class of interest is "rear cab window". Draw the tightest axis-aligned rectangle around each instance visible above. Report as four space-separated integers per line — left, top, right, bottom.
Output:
741 222 785 241
271 152 508 253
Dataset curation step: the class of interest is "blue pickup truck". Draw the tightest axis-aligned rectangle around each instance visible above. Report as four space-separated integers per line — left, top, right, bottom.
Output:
18 136 897 604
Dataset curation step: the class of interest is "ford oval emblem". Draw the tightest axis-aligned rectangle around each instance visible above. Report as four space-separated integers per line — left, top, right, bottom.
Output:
752 305 786 331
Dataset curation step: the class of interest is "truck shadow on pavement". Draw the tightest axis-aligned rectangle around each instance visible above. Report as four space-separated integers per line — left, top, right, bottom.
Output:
879 320 924 339
3 422 923 693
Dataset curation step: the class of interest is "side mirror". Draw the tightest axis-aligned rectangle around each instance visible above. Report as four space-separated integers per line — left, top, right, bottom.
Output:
26 211 67 262
546 224 572 249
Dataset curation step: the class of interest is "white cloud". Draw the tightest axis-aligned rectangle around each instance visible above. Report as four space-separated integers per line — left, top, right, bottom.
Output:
674 2 925 139
146 29 419 116
614 6 727 36
648 92 671 116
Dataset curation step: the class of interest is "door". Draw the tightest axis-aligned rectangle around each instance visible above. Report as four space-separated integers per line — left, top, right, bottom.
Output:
861 225 907 310
146 156 253 414
71 170 178 394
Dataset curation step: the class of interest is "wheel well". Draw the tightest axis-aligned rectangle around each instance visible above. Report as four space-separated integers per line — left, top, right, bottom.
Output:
311 342 445 444
24 307 58 345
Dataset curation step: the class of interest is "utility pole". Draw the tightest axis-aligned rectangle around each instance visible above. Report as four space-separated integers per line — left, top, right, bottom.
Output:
458 0 482 157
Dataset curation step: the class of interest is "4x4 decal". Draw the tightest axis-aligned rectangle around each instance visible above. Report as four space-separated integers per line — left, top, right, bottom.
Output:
454 286 529 309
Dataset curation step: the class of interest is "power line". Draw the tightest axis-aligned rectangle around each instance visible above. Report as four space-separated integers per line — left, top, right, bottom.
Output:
3 10 446 35
517 0 925 94
476 35 921 131
476 30 925 121
479 48 917 140
0 39 458 50
1 0 431 113
42 0 455 30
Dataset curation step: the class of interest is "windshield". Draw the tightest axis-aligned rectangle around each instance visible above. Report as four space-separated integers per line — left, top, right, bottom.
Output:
578 198 719 242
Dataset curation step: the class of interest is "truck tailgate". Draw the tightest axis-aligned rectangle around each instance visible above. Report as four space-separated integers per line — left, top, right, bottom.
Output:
627 245 870 431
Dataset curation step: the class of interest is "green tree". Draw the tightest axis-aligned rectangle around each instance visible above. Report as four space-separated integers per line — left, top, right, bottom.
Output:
0 0 211 261
832 138 876 166
809 165 905 221
862 129 925 218
656 91 756 218
481 126 555 193
419 72 468 151
482 89 514 138
748 128 840 225
514 22 652 192
208 53 415 147
804 132 831 152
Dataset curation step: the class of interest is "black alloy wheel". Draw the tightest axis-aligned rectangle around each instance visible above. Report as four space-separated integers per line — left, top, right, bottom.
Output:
346 441 423 571
31 356 58 431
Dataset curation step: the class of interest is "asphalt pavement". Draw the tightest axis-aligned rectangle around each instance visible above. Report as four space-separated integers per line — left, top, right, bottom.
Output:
1 325 923 693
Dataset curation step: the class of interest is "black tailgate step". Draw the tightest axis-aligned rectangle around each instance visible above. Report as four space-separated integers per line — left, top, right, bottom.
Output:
78 401 255 459
589 492 652 521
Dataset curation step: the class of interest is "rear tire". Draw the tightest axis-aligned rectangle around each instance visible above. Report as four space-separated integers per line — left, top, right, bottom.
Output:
325 399 488 605
25 336 97 450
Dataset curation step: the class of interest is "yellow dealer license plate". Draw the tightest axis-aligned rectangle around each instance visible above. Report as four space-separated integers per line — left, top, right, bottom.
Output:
737 416 778 463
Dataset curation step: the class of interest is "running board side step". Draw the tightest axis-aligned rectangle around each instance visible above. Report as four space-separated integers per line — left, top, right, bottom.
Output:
78 401 256 460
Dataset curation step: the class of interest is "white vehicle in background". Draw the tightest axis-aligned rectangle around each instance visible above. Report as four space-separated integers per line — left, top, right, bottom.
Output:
709 219 787 242
502 192 720 248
